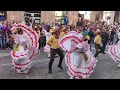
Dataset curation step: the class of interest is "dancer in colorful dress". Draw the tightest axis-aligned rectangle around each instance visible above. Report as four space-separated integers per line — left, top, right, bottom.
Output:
59 31 97 79
108 29 120 67
11 23 39 74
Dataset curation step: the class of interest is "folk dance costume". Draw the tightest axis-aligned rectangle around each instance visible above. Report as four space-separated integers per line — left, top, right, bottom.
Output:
47 27 64 74
108 32 120 67
59 31 97 79
11 24 39 74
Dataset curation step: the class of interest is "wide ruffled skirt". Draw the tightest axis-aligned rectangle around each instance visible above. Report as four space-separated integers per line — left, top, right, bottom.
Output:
108 45 120 63
11 47 39 74
65 50 97 79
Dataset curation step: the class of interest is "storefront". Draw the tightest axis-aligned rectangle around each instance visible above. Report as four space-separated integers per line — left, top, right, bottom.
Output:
24 11 41 24
0 11 7 21
79 11 91 21
103 11 115 25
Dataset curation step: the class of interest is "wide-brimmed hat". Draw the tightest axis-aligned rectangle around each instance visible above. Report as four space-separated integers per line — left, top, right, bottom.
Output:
50 27 59 33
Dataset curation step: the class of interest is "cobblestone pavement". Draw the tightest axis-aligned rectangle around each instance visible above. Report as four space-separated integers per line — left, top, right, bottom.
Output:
0 43 120 79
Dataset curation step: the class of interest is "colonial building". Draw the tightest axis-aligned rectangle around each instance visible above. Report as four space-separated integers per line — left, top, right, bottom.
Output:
7 11 25 23
4 11 120 25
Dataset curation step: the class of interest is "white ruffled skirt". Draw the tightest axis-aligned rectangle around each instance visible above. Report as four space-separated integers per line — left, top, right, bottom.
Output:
11 46 39 74
65 50 97 79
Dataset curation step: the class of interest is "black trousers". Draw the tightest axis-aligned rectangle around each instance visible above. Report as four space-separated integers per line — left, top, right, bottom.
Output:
6 43 10 48
88 39 92 50
109 36 114 45
94 44 103 57
49 48 64 71
102 41 108 52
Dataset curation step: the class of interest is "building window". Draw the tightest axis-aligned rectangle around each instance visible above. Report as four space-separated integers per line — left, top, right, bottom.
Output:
34 14 41 17
104 11 111 13
25 11 41 13
55 11 63 16
79 11 91 20
25 13 31 17
24 11 41 24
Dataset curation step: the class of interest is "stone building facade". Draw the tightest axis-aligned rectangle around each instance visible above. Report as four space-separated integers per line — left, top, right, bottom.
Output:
7 11 25 23
6 11 120 25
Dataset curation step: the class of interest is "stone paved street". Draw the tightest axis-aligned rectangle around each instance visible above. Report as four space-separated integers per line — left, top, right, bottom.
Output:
0 44 120 79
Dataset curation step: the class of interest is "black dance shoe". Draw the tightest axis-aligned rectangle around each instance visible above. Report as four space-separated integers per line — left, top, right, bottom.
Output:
48 70 52 74
57 65 63 70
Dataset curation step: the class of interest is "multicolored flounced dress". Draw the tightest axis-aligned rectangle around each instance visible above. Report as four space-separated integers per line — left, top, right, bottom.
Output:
11 24 39 74
59 31 97 79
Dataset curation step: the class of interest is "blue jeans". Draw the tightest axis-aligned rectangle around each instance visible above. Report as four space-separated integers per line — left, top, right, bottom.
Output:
0 37 5 49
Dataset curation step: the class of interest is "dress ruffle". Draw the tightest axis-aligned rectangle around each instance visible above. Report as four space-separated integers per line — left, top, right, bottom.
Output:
108 44 120 63
11 24 39 74
59 31 97 79
65 51 97 79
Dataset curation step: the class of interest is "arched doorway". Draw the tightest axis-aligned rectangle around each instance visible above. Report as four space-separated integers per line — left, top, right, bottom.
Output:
114 11 119 23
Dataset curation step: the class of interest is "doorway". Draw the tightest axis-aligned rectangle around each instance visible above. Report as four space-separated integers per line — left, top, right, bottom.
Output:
114 11 119 23
95 14 99 22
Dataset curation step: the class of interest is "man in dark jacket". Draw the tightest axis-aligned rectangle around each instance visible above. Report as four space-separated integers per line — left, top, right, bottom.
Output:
109 28 116 45
38 33 46 49
88 28 94 50
101 29 109 54
76 19 83 27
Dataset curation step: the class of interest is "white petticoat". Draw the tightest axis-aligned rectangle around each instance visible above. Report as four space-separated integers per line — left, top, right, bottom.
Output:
59 31 97 79
44 44 50 53
108 45 120 64
11 24 40 74
65 51 97 79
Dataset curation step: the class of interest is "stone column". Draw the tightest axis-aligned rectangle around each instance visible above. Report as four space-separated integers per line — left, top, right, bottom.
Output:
7 11 25 23
119 11 120 23
41 11 55 24
68 11 79 26
41 11 45 23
